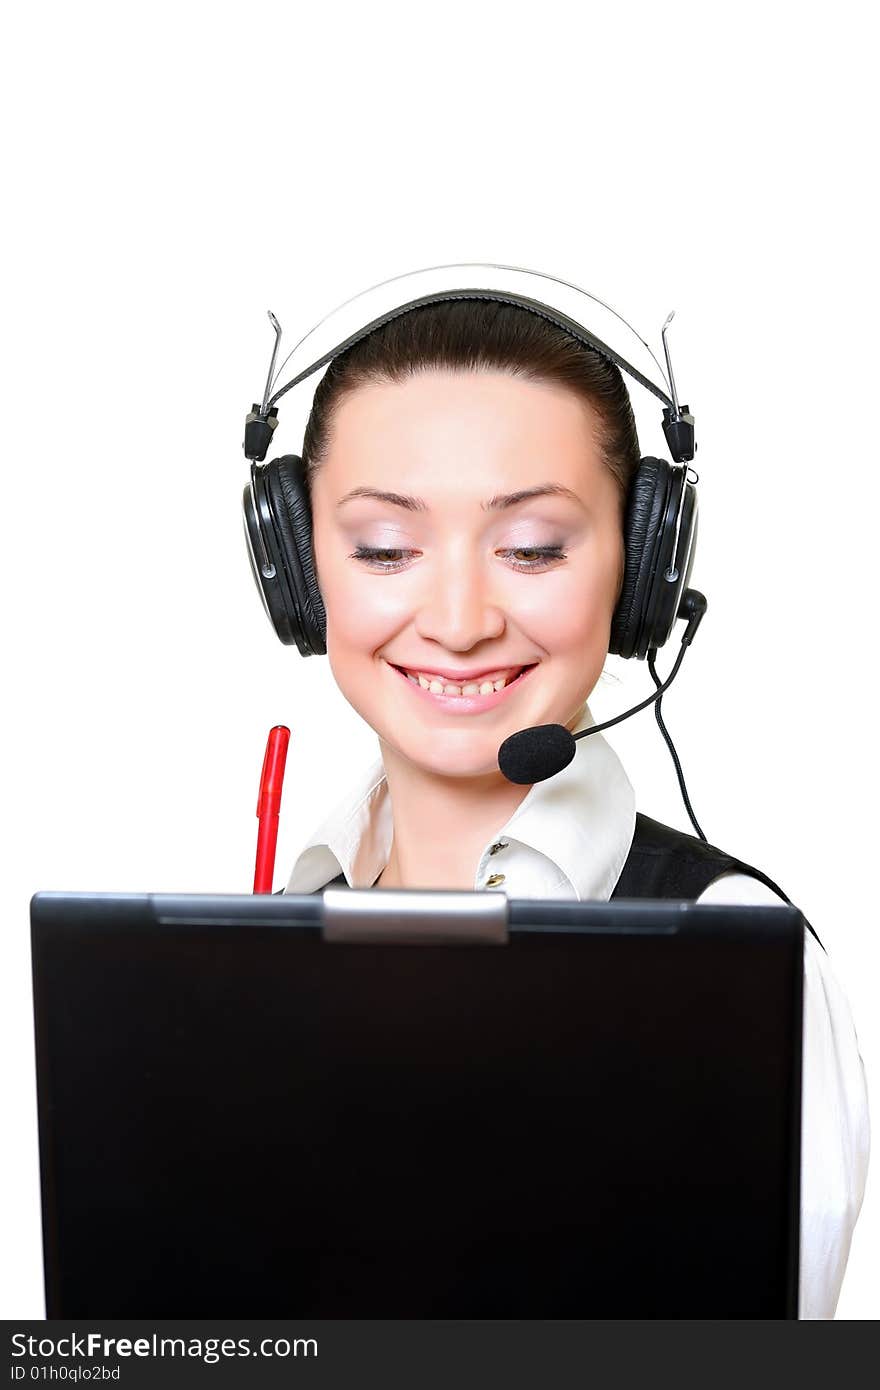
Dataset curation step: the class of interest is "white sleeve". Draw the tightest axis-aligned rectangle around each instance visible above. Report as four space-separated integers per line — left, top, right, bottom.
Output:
697 871 870 1319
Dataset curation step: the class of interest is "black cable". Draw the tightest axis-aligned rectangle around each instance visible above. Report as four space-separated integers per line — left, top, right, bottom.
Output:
647 647 707 843
578 639 689 744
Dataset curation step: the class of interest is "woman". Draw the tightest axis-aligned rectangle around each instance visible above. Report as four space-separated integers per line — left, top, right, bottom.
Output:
265 291 868 1318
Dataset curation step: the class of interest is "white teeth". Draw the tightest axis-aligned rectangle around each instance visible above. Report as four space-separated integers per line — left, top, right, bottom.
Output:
401 666 528 696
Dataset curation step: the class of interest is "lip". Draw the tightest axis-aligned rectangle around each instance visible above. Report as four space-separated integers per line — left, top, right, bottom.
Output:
384 658 538 714
395 663 525 682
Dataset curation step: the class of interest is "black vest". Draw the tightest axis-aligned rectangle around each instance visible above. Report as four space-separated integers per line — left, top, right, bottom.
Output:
610 813 789 900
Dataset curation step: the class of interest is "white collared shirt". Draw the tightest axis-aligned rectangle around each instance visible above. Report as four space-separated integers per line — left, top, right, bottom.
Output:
284 702 870 1319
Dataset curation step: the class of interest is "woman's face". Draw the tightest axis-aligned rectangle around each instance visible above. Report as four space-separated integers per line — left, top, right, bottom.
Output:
309 369 625 781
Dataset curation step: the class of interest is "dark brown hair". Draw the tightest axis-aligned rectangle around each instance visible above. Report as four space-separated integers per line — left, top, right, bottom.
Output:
301 298 641 505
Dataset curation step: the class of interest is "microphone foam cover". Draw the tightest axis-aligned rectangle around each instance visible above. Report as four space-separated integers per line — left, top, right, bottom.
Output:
498 724 577 785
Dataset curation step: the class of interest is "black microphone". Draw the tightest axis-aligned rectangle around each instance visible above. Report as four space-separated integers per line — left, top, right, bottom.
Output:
497 589 708 786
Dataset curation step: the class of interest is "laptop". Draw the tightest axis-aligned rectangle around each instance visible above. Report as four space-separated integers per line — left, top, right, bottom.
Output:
30 890 804 1318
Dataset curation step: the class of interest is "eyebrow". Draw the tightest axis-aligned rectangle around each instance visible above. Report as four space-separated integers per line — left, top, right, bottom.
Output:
336 484 584 512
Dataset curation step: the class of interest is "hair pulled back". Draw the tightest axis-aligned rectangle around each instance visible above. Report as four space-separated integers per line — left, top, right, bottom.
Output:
301 299 641 504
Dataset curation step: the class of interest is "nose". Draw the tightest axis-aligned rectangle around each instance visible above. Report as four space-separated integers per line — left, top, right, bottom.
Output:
413 547 506 652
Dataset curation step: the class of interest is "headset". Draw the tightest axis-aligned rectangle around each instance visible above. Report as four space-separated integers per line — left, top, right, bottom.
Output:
242 264 699 659
240 264 707 832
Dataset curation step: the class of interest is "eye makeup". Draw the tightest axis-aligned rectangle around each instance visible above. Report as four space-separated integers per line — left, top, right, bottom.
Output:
349 544 568 573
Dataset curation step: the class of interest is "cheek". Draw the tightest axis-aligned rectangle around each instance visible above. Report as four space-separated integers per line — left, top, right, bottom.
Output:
513 541 623 656
313 532 410 682
321 566 411 650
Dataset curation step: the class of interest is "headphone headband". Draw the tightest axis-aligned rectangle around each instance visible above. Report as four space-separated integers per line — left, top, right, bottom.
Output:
244 277 696 468
266 288 675 413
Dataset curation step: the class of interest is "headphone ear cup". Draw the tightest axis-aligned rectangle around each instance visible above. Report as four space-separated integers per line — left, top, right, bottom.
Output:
242 467 297 647
609 457 671 659
640 477 698 657
265 455 327 656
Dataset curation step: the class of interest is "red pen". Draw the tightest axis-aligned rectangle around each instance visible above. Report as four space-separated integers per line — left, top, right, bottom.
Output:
253 725 291 893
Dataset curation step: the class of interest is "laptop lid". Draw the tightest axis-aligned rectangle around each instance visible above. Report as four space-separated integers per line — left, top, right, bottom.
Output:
30 891 803 1317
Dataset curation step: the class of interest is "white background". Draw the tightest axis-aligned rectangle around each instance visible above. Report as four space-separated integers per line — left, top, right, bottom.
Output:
2 0 876 1318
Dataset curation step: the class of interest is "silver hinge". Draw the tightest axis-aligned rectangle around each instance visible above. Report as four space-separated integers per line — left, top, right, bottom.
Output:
321 888 509 944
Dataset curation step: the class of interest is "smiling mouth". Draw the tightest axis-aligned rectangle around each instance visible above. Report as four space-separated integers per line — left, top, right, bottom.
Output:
390 663 537 698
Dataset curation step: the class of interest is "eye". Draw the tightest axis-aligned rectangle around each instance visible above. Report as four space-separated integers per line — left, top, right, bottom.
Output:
349 544 568 573
349 546 417 572
500 545 568 571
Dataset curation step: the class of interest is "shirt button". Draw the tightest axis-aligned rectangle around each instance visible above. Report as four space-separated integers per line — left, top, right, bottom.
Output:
485 873 506 887
489 840 509 855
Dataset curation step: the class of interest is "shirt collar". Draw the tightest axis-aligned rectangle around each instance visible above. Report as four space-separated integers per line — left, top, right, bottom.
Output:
284 701 636 901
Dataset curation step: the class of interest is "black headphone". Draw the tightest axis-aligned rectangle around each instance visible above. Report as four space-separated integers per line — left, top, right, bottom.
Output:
242 284 698 663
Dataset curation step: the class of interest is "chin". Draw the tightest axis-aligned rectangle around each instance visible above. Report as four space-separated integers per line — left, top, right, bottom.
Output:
388 730 511 782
